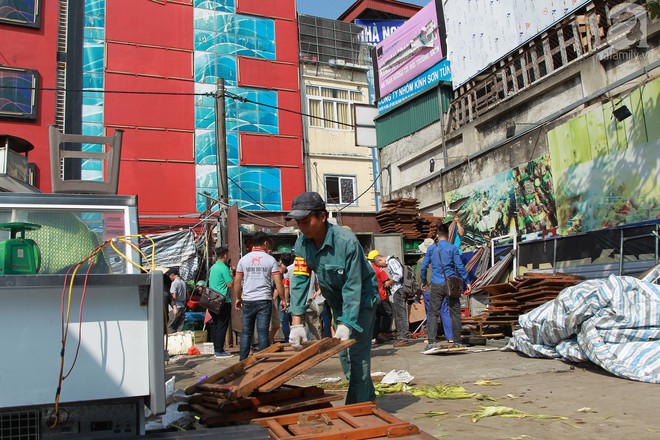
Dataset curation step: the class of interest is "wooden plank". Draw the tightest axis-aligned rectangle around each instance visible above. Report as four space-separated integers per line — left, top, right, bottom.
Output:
229 338 343 399
257 395 342 414
265 420 292 439
257 339 355 393
185 343 284 395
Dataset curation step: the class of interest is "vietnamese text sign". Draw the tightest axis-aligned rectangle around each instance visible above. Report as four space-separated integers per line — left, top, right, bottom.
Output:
378 59 451 113
355 20 406 46
375 0 444 98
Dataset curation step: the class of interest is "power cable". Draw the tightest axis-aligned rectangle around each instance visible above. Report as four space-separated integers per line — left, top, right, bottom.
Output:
0 85 357 128
226 176 270 211
338 164 387 212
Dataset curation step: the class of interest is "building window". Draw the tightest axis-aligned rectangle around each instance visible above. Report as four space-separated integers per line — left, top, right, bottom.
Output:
0 0 40 28
325 175 357 205
306 85 364 130
0 67 38 120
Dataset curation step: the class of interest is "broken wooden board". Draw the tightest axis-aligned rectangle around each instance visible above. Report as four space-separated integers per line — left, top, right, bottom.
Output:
253 402 436 440
186 338 354 400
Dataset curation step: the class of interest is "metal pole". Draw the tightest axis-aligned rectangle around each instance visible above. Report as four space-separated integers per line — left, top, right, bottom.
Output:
619 229 624 276
215 78 228 202
437 86 449 168
215 79 228 246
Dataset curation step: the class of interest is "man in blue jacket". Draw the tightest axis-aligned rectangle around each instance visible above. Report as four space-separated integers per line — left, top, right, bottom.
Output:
286 192 379 404
421 223 472 351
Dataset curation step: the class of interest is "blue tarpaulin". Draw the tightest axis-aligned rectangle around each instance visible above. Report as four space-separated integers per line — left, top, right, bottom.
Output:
505 269 660 383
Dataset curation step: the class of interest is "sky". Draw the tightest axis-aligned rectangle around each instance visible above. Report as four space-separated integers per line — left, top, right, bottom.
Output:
296 0 429 20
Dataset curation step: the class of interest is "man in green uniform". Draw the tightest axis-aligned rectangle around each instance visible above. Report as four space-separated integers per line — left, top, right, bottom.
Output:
286 192 379 404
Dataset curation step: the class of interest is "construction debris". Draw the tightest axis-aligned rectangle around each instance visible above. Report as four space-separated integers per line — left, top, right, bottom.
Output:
181 338 353 427
464 272 584 335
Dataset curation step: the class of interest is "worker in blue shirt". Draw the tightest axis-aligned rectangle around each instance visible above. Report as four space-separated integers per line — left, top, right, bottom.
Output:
421 223 472 351
286 192 379 404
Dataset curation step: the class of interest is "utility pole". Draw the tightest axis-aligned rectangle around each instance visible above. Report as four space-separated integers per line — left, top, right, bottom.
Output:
215 78 228 246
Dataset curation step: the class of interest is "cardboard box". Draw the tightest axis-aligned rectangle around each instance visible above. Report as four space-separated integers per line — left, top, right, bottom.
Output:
408 301 426 323
194 330 207 344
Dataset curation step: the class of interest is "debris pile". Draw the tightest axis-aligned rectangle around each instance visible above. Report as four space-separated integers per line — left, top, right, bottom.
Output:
180 338 351 427
464 272 585 335
376 199 444 239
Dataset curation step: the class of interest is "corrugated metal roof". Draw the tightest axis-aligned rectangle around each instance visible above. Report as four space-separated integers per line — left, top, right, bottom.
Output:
375 89 441 148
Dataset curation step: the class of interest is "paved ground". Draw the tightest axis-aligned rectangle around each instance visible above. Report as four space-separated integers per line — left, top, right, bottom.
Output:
166 339 660 440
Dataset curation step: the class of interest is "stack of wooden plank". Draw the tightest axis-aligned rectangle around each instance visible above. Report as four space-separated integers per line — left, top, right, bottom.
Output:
181 338 353 427
464 272 585 335
417 213 445 238
376 198 420 238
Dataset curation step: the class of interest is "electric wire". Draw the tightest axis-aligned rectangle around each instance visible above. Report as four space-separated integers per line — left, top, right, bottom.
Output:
226 176 270 211
51 235 157 428
0 85 356 128
337 164 387 212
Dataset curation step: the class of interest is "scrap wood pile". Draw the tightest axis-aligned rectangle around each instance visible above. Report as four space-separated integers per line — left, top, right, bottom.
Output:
180 338 352 427
464 272 585 335
376 199 443 239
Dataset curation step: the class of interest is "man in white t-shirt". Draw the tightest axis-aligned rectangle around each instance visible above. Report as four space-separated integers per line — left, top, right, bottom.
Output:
234 231 285 360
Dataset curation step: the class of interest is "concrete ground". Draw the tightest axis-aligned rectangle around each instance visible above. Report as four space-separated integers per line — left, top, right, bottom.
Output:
166 339 660 440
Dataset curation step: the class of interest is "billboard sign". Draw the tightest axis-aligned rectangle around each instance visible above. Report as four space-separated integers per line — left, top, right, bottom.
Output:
444 0 590 90
378 58 451 113
355 20 406 46
374 0 446 99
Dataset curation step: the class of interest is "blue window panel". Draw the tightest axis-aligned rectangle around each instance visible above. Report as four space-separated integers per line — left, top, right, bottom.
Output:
85 0 105 18
83 40 105 74
259 111 278 127
195 129 217 165
235 17 257 38
194 52 236 84
227 132 239 165
82 91 103 107
194 0 234 13
81 123 104 137
84 27 105 40
256 38 276 58
83 72 104 90
82 103 104 123
196 188 219 212
194 29 215 52
215 32 237 47
225 118 238 132
196 164 218 189
229 166 282 210
81 167 104 182
194 8 217 32
257 91 277 108
194 83 216 108
215 12 235 34
235 120 261 133
255 19 275 41
195 106 216 130
85 15 105 29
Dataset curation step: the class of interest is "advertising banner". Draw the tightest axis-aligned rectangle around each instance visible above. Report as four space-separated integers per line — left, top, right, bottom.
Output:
355 20 406 46
377 59 451 113
374 0 445 98
444 0 590 89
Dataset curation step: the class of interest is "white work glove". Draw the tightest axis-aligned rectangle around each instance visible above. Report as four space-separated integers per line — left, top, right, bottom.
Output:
334 324 351 341
289 324 308 349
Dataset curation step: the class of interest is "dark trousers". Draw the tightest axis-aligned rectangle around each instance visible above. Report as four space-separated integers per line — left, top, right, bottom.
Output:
240 300 271 360
209 302 231 354
373 298 393 339
320 301 333 338
428 284 462 343
391 289 409 339
278 298 291 342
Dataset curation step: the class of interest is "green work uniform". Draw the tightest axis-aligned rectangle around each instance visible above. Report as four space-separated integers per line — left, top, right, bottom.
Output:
290 223 379 404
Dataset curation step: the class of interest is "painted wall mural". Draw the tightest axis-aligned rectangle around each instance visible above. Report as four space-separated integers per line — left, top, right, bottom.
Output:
445 160 554 251
548 77 660 235
444 77 659 251
193 2 282 211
